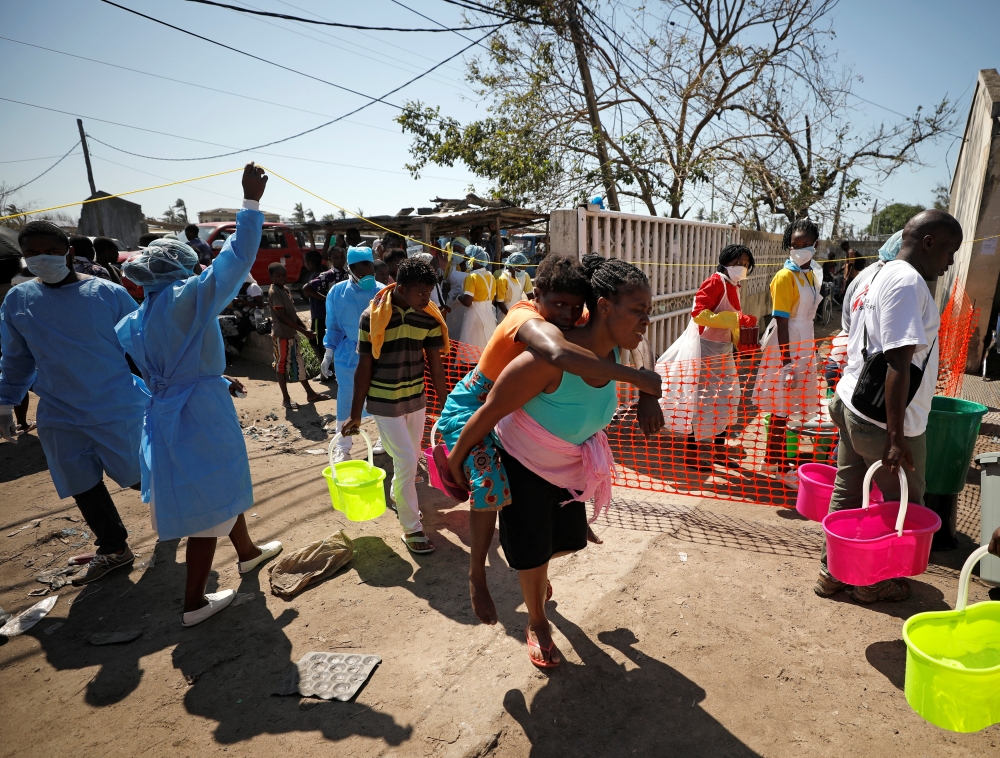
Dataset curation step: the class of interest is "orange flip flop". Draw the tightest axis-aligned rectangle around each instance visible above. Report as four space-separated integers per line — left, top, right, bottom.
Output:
525 627 560 669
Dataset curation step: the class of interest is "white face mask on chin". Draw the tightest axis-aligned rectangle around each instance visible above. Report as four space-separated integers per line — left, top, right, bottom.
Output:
790 246 815 268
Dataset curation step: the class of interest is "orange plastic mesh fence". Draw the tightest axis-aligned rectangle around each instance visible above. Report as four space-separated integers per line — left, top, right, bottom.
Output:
936 279 978 398
422 293 973 508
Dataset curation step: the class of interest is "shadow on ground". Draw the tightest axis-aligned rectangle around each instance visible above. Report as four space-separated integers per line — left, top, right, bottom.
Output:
504 608 761 757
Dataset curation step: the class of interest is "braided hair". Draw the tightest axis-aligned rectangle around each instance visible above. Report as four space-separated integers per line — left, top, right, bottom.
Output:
581 254 649 313
781 218 819 250
717 243 754 275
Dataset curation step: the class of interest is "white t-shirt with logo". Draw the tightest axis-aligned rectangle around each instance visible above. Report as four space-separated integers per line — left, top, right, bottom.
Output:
836 260 939 436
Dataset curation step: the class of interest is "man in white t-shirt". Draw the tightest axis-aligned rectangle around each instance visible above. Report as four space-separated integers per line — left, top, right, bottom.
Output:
816 209 963 603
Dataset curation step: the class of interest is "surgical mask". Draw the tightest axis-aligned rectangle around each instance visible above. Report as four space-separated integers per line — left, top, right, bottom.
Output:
725 265 747 283
790 246 815 267
25 254 70 284
352 274 376 291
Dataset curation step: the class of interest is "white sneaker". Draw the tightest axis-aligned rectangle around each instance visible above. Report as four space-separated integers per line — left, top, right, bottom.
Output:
182 589 236 627
330 445 350 464
372 439 384 455
237 541 283 574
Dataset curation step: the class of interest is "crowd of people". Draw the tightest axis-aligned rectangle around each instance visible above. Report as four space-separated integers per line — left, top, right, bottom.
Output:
1 164 999 666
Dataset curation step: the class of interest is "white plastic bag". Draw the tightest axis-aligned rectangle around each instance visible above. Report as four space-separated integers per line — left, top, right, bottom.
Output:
656 320 703 436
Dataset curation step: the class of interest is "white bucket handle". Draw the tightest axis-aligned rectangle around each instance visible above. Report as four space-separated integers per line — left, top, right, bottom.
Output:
861 460 909 538
429 420 439 449
956 545 992 612
327 429 373 483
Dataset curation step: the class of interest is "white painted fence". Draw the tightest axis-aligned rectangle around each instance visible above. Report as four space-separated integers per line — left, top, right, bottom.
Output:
550 207 786 356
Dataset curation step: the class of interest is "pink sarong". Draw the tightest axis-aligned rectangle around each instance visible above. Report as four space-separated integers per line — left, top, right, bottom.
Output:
495 408 614 523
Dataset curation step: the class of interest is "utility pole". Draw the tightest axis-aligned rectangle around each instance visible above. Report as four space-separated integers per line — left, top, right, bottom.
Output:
77 119 104 235
565 1 620 212
869 200 878 240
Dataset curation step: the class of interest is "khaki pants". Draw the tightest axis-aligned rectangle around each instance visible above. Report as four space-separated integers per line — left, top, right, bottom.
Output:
821 394 926 568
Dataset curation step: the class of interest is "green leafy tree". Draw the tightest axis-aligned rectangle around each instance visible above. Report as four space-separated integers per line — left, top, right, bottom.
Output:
868 202 925 236
932 183 950 211
162 198 187 225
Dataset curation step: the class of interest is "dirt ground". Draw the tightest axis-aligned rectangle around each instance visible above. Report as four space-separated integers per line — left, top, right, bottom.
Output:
2 352 999 757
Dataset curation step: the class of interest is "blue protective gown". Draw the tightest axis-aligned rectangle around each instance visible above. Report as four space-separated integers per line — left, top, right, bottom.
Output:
323 278 384 422
0 278 148 497
116 207 263 540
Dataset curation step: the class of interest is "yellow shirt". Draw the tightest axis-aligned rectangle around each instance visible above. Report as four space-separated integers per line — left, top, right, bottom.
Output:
770 267 816 318
495 270 533 303
463 270 496 302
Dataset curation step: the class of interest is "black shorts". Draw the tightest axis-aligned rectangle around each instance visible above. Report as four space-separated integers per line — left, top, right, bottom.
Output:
498 450 588 570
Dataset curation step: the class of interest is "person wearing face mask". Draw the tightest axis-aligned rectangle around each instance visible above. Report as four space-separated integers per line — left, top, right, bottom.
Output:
116 164 282 626
494 251 534 316
1 220 149 585
323 246 385 463
658 244 757 470
753 219 824 487
458 245 498 350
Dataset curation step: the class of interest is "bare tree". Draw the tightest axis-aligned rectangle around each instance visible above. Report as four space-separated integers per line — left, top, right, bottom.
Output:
398 0 837 216
729 81 956 224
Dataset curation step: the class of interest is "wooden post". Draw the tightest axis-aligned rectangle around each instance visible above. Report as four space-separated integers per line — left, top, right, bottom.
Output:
77 118 104 236
493 215 502 264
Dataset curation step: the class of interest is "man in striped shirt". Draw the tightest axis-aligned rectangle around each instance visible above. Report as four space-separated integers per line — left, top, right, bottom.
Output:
342 258 448 555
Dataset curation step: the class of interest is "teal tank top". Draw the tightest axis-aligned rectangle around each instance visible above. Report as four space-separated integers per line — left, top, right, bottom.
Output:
522 348 619 445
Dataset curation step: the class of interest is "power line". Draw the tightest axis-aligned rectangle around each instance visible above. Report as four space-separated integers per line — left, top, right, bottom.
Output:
0 152 82 164
78 26 496 161
199 1 472 94
184 0 502 31
0 36 399 130
0 96 470 182
270 0 469 80
3 141 80 194
388 0 480 45
100 0 406 107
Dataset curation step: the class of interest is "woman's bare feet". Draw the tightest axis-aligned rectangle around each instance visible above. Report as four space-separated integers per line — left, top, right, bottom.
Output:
470 571 498 624
587 526 603 544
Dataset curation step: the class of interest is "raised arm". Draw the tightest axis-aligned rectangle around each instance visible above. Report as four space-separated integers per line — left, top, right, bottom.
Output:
448 351 560 488
177 164 266 326
0 299 36 441
516 318 660 395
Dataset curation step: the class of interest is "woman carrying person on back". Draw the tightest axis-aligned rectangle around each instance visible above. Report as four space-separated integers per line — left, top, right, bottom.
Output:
447 256 653 668
435 255 662 625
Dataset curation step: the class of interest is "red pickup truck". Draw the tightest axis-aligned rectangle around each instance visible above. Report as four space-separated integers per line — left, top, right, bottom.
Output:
119 222 306 301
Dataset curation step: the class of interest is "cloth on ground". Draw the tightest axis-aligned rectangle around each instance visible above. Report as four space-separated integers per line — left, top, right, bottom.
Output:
268 531 354 598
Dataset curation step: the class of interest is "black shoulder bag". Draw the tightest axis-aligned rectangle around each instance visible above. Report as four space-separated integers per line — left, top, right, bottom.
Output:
850 273 935 423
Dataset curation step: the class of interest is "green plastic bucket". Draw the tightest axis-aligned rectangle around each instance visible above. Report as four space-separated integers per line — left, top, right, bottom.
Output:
322 430 387 521
903 546 1000 732
924 396 987 495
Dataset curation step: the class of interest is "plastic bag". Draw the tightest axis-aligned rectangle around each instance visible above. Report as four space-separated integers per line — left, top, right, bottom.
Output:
268 531 354 599
656 320 702 436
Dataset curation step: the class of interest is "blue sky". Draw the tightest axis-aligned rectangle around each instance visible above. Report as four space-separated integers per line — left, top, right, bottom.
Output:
0 0 996 234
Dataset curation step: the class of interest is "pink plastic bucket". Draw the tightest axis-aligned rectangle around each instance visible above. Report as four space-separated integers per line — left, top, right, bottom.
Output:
796 463 883 522
823 462 940 585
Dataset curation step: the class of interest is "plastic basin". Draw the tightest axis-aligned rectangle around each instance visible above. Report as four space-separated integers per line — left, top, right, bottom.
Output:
925 396 987 495
823 462 940 585
323 431 387 522
903 546 1000 732
795 463 882 522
